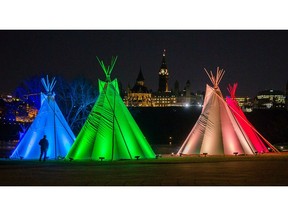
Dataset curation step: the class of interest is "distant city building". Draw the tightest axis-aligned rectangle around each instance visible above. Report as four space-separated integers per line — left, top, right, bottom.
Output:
0 94 38 123
234 96 253 112
174 80 203 107
151 50 177 107
158 49 169 93
152 92 177 107
123 50 204 107
124 68 153 107
254 89 286 109
16 104 38 122
174 80 180 96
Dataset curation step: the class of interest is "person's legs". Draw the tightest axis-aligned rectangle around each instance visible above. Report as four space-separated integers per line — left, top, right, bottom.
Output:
43 150 47 161
39 150 43 161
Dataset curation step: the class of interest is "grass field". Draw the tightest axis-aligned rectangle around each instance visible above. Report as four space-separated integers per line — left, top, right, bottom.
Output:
1 153 288 186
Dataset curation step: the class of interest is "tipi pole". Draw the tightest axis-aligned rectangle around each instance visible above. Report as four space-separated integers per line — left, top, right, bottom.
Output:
226 100 256 154
44 98 75 158
111 80 116 160
51 109 75 141
114 113 133 159
96 56 120 160
228 100 280 153
41 75 59 159
102 82 132 160
54 98 57 159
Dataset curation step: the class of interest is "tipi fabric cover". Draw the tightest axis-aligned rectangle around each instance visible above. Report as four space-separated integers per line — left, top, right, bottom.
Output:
10 77 75 160
226 83 270 153
178 84 256 155
66 57 155 160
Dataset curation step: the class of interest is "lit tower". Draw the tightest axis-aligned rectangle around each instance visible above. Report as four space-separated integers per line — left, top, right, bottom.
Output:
158 49 169 92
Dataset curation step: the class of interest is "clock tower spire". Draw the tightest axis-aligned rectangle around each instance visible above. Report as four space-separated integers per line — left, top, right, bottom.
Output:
158 49 169 92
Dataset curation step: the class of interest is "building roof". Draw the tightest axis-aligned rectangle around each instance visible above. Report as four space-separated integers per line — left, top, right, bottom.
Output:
257 89 285 96
131 67 149 93
136 67 145 82
131 84 150 93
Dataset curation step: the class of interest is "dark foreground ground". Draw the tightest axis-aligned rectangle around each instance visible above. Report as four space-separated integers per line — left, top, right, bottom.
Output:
1 153 288 186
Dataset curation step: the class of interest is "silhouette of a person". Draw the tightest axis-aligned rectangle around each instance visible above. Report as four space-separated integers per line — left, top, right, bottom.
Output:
39 135 49 161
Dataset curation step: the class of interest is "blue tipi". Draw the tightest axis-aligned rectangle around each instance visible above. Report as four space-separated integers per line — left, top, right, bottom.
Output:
10 76 75 160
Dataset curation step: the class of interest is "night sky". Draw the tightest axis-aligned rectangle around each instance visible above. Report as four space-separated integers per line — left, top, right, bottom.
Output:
0 30 287 97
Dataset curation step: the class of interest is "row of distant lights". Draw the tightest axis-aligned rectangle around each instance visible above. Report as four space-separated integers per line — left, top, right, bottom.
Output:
0 116 26 125
0 116 16 121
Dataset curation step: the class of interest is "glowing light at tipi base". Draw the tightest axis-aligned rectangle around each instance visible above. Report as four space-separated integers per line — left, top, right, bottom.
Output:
10 76 76 160
66 56 155 161
177 67 279 156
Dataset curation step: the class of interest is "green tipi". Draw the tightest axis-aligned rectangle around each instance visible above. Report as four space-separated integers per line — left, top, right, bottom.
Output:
66 56 155 161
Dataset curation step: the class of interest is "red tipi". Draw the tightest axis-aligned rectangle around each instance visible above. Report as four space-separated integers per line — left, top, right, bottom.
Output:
226 83 278 153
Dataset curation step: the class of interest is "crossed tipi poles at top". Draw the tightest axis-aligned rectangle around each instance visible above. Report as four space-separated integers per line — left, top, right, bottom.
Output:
205 67 225 89
96 56 118 82
41 75 57 96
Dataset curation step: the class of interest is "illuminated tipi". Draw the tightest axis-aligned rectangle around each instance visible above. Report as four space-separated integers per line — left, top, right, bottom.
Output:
66 56 155 161
226 83 278 153
10 76 75 160
178 67 266 156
